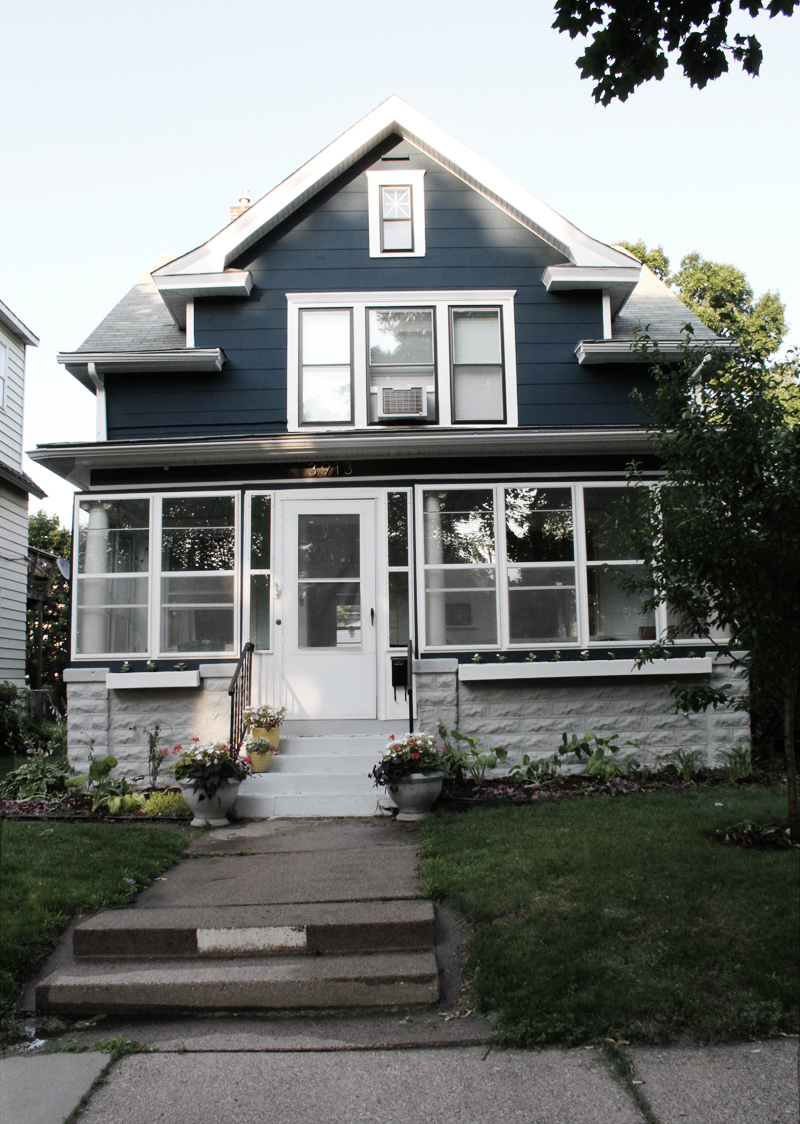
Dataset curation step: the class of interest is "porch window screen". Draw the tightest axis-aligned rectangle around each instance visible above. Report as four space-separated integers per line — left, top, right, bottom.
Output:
451 308 504 423
75 498 150 655
387 492 410 647
160 496 236 653
422 489 497 646
505 487 578 644
583 487 654 642
300 308 353 424
249 495 271 650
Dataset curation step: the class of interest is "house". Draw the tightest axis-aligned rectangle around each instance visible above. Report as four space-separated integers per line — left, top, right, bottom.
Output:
1 300 44 689
30 97 747 814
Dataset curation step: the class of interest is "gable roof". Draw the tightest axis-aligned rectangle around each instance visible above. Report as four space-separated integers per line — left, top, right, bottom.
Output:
613 264 716 341
0 299 39 347
77 258 185 354
152 95 637 303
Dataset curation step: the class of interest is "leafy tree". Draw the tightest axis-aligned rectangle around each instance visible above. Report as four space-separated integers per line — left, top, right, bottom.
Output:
619 336 799 837
553 1 799 104
616 241 788 357
27 511 71 711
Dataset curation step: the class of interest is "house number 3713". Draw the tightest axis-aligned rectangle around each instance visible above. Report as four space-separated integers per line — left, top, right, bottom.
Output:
306 463 353 476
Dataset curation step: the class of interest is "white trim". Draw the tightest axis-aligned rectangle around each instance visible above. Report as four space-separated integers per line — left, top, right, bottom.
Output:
0 341 6 410
366 170 426 258
106 671 200 688
602 293 612 340
285 290 517 433
152 271 254 327
58 349 225 393
152 96 634 280
542 265 641 316
459 657 713 681
0 299 39 347
87 363 107 442
185 300 195 348
243 490 275 653
575 339 738 366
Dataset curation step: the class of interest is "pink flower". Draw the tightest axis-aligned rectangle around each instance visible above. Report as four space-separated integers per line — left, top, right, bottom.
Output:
411 752 420 760
161 749 168 756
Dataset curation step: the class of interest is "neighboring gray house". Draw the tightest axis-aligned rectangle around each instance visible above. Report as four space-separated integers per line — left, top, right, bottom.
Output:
0 300 44 688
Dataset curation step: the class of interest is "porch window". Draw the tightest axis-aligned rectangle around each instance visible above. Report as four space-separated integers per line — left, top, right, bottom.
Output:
387 492 411 647
299 308 353 424
249 495 272 650
160 496 236 653
505 487 577 644
583 487 655 643
422 489 497 646
75 498 150 655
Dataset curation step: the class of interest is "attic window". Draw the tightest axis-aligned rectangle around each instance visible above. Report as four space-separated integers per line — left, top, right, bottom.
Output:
367 170 426 258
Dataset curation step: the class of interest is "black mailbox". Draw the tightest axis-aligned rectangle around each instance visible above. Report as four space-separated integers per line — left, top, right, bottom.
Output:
391 656 409 689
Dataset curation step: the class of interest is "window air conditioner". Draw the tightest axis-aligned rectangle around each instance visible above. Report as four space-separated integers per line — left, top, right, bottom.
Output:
378 387 426 419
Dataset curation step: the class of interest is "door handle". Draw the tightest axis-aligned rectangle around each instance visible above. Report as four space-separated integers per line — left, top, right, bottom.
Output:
370 608 375 626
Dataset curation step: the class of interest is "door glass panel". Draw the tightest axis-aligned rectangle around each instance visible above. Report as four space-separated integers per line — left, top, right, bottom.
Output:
298 582 361 649
250 496 271 569
298 515 359 578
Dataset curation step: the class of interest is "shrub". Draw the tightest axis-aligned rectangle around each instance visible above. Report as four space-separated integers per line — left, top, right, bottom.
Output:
140 790 191 818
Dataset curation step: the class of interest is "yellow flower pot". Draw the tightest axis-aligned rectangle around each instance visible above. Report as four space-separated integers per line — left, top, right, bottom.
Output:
249 749 273 773
251 727 280 750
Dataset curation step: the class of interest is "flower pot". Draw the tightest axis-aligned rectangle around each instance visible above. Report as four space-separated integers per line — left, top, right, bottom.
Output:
385 772 443 820
178 779 241 827
251 727 280 751
249 750 273 774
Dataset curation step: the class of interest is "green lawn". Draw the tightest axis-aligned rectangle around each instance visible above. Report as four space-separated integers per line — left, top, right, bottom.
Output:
0 822 188 1020
420 785 799 1047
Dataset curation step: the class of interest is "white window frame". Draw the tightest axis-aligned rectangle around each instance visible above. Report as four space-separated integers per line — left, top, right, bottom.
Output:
243 491 276 653
366 170 426 258
286 290 518 433
414 481 699 653
0 341 6 410
385 488 414 650
71 490 241 661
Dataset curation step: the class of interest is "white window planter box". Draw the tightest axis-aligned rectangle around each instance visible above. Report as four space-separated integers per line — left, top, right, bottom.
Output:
105 671 201 689
458 658 713 682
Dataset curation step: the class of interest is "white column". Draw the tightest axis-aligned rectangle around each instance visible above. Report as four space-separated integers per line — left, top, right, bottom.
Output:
82 503 111 654
424 493 447 647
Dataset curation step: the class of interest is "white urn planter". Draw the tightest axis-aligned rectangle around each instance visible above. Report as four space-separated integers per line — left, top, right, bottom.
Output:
178 779 241 827
385 773 444 820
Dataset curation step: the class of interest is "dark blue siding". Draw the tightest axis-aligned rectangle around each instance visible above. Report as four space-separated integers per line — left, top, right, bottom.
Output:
106 136 653 439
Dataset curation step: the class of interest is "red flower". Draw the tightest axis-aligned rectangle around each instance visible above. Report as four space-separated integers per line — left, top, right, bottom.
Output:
411 752 420 760
174 744 182 751
161 748 168 756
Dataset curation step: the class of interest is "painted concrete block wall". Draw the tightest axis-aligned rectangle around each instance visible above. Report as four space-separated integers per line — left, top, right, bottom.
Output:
63 668 231 776
414 659 748 768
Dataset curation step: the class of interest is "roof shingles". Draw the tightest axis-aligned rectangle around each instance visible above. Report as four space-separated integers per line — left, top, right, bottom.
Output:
77 257 185 353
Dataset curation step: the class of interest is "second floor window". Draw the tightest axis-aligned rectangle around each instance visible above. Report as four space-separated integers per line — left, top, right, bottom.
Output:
380 185 413 251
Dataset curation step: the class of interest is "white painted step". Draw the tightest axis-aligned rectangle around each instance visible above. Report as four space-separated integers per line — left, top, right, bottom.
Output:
269 753 380 775
245 772 375 795
237 790 391 819
275 735 390 757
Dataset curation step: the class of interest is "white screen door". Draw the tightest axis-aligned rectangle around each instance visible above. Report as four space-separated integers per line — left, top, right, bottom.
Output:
280 497 377 719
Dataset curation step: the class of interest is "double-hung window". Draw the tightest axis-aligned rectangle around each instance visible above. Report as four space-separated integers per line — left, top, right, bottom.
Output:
73 492 239 659
417 484 662 651
287 291 518 431
366 170 426 257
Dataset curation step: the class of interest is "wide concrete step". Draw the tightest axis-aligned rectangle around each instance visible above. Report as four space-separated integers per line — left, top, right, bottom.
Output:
269 753 380 775
274 735 389 757
72 901 435 959
36 950 439 1015
236 791 389 818
245 772 375 794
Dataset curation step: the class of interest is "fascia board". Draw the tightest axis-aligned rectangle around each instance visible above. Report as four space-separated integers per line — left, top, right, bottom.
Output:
543 265 642 316
27 427 655 483
152 96 634 280
576 339 737 365
153 271 254 327
0 461 47 499
0 300 39 347
59 349 225 391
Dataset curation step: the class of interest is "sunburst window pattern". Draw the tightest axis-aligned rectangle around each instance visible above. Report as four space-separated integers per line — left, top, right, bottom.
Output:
380 185 413 251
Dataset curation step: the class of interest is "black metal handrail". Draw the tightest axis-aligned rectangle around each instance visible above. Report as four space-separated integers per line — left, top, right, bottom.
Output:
228 641 255 755
407 638 414 734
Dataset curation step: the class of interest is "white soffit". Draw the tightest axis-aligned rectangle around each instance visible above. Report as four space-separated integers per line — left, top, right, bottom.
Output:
152 96 637 290
542 265 642 316
153 271 254 328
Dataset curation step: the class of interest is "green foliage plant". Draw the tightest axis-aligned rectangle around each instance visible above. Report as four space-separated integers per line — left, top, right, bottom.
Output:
617 333 799 837
552 1 798 105
67 755 145 815
140 790 191 818
662 746 706 781
558 731 641 781
27 510 72 712
437 721 508 783
721 741 754 783
0 682 27 756
0 749 73 801
509 753 562 783
370 732 444 788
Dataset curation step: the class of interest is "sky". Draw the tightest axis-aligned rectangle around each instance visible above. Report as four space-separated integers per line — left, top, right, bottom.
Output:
2 0 798 527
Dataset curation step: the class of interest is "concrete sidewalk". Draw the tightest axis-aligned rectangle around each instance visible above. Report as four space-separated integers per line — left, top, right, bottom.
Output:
25 1039 795 1124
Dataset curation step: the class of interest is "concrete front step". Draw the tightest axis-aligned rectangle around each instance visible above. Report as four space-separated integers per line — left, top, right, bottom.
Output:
36 950 439 1015
274 735 389 757
250 771 375 794
269 753 379 775
236 790 389 818
72 901 436 959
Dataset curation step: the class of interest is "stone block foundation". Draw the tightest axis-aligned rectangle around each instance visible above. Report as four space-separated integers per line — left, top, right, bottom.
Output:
413 658 748 769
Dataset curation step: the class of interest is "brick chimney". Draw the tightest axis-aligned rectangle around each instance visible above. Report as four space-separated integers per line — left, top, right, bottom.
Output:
230 189 251 222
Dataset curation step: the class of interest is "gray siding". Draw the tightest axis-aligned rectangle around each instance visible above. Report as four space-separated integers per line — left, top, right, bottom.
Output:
0 326 25 470
105 137 655 439
0 480 28 686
